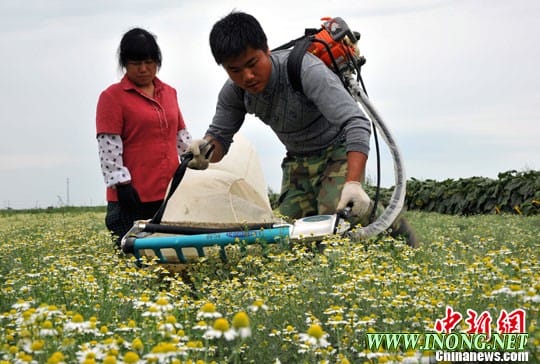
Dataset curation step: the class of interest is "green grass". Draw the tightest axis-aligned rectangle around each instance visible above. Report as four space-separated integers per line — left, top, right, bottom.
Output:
0 210 538 363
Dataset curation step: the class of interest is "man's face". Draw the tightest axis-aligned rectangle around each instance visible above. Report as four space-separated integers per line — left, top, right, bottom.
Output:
222 47 272 94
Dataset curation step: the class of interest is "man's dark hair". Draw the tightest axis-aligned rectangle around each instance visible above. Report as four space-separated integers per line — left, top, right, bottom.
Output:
209 11 268 65
118 27 162 69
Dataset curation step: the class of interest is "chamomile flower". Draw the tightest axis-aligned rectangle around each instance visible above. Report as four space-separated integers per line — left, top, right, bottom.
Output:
144 342 186 363
153 295 174 312
122 351 142 364
76 343 107 362
115 320 140 333
64 313 97 334
12 299 33 311
297 324 330 348
35 304 63 320
327 313 348 326
203 318 236 341
47 351 66 364
131 338 144 352
185 340 205 352
192 320 210 331
21 339 45 354
141 305 163 318
523 293 540 303
39 320 58 337
231 311 251 338
158 315 183 334
323 305 344 315
491 286 525 296
132 294 152 309
141 296 174 318
248 299 269 312
196 302 222 319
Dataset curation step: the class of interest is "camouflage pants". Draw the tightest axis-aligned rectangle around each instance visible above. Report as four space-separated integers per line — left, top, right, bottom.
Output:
277 144 417 245
277 143 374 227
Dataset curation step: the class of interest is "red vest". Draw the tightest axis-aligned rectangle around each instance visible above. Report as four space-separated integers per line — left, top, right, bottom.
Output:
96 76 185 202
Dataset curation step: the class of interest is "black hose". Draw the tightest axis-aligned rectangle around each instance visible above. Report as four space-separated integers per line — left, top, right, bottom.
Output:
140 222 276 235
356 72 381 224
342 49 381 224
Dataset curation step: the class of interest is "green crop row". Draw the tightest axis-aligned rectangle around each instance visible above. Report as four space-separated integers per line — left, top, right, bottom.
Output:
364 170 539 216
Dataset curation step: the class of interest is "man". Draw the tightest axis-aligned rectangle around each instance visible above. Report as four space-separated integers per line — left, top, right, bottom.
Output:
188 11 418 247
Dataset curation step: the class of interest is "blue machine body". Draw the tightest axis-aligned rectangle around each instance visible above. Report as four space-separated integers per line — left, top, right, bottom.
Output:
127 226 291 263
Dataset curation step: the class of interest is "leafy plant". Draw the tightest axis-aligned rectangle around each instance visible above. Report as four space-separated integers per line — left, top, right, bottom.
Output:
365 170 539 216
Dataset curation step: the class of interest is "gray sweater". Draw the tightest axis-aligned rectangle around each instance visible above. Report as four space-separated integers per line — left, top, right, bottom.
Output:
207 50 371 156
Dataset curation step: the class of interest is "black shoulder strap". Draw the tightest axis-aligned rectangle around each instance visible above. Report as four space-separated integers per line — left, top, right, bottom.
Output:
149 155 190 224
287 38 312 94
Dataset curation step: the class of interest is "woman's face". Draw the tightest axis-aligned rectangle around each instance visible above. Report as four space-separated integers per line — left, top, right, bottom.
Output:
125 59 157 88
222 47 272 94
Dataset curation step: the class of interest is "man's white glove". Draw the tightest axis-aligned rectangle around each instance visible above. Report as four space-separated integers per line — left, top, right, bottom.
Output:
336 181 371 217
187 139 212 170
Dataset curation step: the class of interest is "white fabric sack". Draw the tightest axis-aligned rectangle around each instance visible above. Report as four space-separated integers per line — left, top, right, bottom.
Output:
161 133 278 227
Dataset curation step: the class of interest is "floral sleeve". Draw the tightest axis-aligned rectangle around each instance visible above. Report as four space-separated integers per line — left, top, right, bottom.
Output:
177 128 192 157
97 133 131 187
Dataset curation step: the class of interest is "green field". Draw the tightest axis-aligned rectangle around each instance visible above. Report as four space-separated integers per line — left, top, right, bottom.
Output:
0 209 538 363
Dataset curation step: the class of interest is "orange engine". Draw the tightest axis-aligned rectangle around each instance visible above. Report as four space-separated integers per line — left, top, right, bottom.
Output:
306 17 360 70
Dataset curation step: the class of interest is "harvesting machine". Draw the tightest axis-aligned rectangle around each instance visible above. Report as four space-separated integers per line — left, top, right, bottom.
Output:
120 17 407 270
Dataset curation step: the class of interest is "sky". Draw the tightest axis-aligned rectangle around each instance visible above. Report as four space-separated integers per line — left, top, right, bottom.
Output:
1 0 538 209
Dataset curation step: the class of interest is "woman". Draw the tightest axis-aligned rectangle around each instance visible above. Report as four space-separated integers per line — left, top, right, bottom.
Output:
96 28 191 247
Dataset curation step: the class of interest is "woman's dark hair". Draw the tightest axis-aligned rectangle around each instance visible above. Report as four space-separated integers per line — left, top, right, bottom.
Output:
209 11 268 65
118 28 162 68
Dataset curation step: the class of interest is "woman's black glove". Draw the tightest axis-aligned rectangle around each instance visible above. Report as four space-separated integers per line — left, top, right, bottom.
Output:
116 183 141 210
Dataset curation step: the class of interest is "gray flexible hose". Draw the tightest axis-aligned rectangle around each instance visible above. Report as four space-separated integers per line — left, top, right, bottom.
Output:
344 74 407 239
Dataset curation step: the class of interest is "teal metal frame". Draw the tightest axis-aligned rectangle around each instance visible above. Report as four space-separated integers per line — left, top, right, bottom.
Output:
128 226 291 263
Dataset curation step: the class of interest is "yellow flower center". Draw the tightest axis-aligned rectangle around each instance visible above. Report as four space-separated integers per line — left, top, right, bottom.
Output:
232 311 250 329
84 352 96 359
123 351 140 364
307 324 324 339
201 302 216 313
510 284 521 291
253 299 264 307
213 318 230 332
103 355 117 364
47 352 65 364
31 340 45 351
152 342 177 353
156 296 169 306
22 310 34 320
186 340 203 348
132 338 144 351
